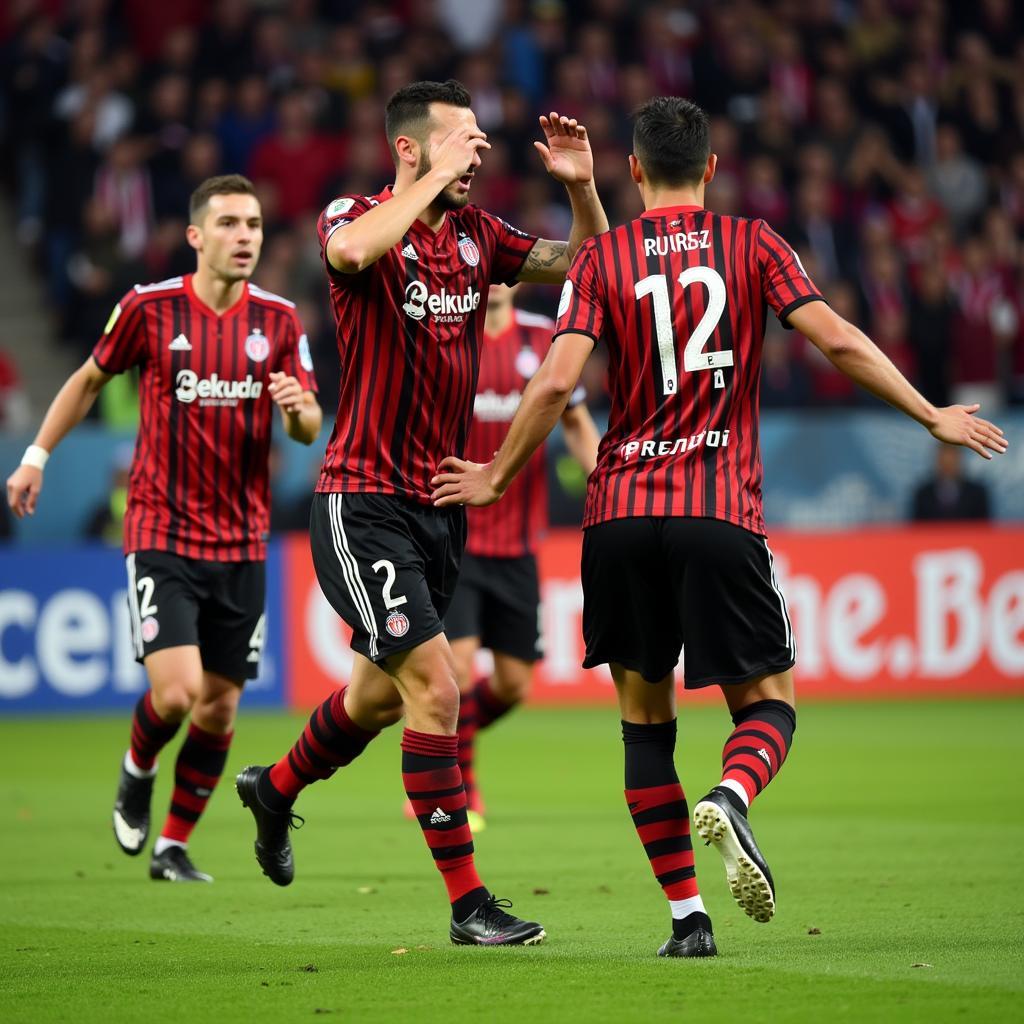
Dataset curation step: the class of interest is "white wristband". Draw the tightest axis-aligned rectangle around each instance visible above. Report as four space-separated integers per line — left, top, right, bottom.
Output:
21 445 49 471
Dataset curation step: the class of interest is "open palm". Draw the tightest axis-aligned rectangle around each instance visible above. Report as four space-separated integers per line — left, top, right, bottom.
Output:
534 112 593 185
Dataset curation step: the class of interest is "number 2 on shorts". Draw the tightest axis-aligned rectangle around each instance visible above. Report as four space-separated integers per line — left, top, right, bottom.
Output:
372 559 408 609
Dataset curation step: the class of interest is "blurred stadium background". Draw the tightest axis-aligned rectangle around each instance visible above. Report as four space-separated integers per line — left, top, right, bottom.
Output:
0 1 1021 1021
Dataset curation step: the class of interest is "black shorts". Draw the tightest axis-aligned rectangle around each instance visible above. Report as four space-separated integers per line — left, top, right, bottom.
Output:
445 553 542 662
581 517 795 688
309 491 466 664
125 550 266 681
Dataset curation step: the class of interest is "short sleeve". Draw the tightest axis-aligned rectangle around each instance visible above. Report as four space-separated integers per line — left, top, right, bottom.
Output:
273 308 318 393
91 291 147 374
553 239 604 345
317 194 375 282
480 211 538 285
755 221 825 329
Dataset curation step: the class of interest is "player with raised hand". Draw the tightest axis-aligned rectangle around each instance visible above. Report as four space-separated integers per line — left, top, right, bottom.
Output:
430 97 1007 957
235 79 606 947
6 175 321 883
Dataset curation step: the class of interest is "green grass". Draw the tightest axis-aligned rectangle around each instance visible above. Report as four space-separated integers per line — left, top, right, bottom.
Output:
1 702 1022 1023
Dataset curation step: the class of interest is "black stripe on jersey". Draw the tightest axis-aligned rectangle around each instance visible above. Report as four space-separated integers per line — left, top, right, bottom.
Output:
603 232 626 520
166 296 185 547
704 212 736 520
388 250 424 493
238 306 260 536
623 220 645 518
202 313 224 548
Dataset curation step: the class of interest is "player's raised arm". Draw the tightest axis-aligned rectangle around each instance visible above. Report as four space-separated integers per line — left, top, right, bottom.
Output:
788 301 1008 459
517 113 608 284
5 356 112 518
431 331 595 507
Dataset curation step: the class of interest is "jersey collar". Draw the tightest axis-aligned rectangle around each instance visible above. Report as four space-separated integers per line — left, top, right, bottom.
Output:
641 204 705 219
184 274 250 320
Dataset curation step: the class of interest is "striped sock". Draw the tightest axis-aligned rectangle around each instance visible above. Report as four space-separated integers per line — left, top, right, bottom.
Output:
401 728 488 920
623 720 704 929
472 677 518 731
128 691 182 772
264 687 378 806
720 699 796 809
455 689 480 806
159 724 232 844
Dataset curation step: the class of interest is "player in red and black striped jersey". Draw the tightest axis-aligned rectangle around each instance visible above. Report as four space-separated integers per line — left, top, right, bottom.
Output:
235 79 607 946
426 284 599 831
432 97 1007 957
6 175 321 883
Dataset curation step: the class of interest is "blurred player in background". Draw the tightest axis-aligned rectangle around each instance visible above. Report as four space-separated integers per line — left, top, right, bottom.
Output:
235 79 607 947
6 175 321 883
441 283 599 832
431 97 1007 957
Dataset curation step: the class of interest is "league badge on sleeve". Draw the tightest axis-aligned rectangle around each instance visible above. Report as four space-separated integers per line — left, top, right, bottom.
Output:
298 333 314 372
458 234 481 267
245 329 270 362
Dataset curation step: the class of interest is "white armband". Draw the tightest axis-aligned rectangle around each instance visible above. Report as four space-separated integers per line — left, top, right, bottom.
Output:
21 445 49 471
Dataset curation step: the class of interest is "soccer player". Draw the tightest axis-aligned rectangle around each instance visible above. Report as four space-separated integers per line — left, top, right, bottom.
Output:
235 79 606 946
6 175 321 883
443 283 599 832
430 97 1008 956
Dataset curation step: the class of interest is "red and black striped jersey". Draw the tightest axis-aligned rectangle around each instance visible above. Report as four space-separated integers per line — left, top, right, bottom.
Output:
315 187 537 502
92 274 317 561
555 206 823 535
464 309 585 558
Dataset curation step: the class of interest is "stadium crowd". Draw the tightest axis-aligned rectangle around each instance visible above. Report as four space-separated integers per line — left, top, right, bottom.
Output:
2 0 1024 416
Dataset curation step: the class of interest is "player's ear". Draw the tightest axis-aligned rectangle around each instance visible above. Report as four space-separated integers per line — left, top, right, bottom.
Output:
393 134 419 171
703 153 717 185
185 223 203 253
628 154 642 184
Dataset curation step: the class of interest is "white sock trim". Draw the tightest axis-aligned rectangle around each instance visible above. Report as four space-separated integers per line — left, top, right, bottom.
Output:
669 894 706 919
719 778 750 808
124 750 157 779
153 837 185 856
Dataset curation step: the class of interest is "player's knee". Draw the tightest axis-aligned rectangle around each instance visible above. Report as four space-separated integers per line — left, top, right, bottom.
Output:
192 693 238 734
410 672 460 727
150 685 194 722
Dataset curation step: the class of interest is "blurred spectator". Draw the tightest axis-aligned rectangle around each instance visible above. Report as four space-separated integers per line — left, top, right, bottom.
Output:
760 328 812 408
0 348 31 431
83 442 134 545
908 260 956 406
910 445 991 522
927 123 987 235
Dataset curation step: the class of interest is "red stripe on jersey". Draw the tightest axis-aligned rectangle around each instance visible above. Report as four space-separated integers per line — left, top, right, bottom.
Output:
555 208 823 535
91 275 316 561
463 310 564 558
315 188 537 503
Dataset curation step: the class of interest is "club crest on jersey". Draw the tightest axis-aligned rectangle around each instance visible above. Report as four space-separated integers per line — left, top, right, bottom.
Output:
515 347 541 379
458 234 480 267
141 617 159 643
385 609 410 638
245 329 270 362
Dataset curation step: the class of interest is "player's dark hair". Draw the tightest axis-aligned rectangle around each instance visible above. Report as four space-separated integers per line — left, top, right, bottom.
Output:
632 97 711 187
384 79 473 159
188 174 258 223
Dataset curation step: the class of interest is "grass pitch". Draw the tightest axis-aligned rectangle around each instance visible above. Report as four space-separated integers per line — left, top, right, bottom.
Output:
1 701 1021 1023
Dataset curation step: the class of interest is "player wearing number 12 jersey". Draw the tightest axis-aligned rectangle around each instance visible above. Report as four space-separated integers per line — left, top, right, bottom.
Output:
431 97 1007 957
6 175 321 884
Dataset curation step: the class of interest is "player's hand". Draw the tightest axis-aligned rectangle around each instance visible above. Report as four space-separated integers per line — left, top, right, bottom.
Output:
431 457 502 507
430 126 491 185
268 372 304 414
928 404 1008 460
534 112 593 185
6 464 43 519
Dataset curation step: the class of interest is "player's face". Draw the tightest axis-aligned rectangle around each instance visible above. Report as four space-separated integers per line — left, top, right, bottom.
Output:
194 194 264 281
416 103 482 211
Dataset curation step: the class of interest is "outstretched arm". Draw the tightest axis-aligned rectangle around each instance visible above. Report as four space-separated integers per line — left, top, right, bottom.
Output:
6 357 111 517
788 301 1007 459
517 113 608 284
431 332 595 506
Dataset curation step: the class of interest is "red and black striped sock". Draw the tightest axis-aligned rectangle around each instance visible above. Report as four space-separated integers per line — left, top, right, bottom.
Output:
623 720 707 937
455 689 480 805
472 677 518 732
401 728 489 921
128 691 182 772
719 699 796 811
159 724 232 845
262 687 378 808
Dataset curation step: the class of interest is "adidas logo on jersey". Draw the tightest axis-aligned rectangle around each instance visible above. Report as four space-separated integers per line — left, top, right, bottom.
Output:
402 243 418 260
168 334 192 351
430 807 451 825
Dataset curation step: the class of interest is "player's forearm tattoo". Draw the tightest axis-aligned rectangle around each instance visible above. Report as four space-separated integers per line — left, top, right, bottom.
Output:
525 240 567 272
